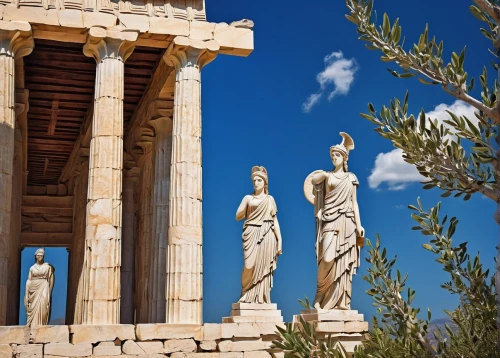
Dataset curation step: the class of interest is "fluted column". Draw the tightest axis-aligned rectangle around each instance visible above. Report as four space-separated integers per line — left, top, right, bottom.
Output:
121 166 139 324
67 155 89 324
135 138 154 323
82 27 138 324
163 37 218 324
148 116 173 323
0 20 33 326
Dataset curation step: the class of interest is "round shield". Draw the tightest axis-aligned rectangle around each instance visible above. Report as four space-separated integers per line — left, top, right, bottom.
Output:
303 170 323 205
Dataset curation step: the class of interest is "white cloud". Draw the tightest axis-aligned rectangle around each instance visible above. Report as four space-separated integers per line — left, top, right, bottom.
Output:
368 100 478 190
368 149 423 190
302 51 358 112
302 93 323 113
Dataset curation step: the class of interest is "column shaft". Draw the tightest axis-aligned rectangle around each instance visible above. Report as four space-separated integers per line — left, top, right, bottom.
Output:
82 28 137 324
0 21 33 325
149 117 172 323
121 169 137 324
67 159 89 324
6 126 22 325
135 148 154 323
164 38 218 324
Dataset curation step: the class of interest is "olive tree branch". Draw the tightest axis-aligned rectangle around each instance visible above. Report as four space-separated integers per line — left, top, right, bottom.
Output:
346 0 500 123
474 0 500 24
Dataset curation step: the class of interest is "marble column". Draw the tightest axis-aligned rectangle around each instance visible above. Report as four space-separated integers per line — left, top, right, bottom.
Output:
82 27 138 324
135 138 154 323
148 115 173 323
121 166 139 324
67 156 89 324
6 123 23 325
163 37 219 324
0 20 33 326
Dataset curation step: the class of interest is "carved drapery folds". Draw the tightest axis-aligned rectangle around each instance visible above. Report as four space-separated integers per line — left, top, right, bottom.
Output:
163 36 218 324
81 27 138 325
0 20 33 326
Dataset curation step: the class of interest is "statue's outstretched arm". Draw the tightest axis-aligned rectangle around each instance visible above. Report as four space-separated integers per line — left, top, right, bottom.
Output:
236 195 250 221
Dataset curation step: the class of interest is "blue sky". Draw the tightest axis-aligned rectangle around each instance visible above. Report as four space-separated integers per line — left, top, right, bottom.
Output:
20 0 498 325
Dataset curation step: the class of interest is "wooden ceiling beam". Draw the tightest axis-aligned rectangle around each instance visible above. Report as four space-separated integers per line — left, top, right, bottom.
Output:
20 233 73 247
47 100 58 136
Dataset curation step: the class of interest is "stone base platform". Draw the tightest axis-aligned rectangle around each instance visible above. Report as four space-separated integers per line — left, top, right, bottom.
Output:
0 323 286 358
293 309 369 356
222 303 283 324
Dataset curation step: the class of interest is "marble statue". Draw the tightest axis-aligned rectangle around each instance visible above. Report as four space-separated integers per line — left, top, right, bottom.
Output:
304 133 364 310
24 248 54 327
235 166 283 303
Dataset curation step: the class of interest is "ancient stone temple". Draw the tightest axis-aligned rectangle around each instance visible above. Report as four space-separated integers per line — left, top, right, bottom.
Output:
0 0 252 328
0 3 371 357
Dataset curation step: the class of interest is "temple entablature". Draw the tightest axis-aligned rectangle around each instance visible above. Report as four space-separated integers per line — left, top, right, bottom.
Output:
0 0 253 56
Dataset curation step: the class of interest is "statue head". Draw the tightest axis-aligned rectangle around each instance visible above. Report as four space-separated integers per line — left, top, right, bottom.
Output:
34 248 45 264
330 132 354 172
251 166 268 194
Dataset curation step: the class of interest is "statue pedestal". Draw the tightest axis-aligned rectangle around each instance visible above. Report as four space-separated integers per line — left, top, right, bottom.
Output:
293 309 369 354
222 303 284 323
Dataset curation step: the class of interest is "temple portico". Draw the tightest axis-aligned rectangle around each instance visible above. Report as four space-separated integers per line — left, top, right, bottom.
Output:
0 1 253 326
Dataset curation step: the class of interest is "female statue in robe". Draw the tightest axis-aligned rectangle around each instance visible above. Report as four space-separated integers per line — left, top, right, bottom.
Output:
304 133 364 310
235 166 283 303
24 248 54 327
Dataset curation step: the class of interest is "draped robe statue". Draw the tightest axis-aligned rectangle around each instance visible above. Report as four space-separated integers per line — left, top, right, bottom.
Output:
25 248 54 327
236 166 283 303
304 133 364 310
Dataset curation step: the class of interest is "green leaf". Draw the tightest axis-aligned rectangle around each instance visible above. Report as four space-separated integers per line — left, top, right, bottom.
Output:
382 13 390 37
418 77 439 85
469 5 488 22
422 243 434 251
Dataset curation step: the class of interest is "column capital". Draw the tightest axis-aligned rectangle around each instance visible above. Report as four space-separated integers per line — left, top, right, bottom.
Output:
149 116 173 137
83 27 139 63
145 100 173 122
163 36 219 71
0 20 34 59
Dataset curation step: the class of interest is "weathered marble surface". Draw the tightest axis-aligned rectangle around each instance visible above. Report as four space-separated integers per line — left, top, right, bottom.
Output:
81 27 138 325
163 37 218 324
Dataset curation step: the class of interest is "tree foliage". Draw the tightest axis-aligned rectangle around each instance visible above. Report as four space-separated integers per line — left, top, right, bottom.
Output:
273 201 498 356
344 0 500 203
355 200 497 357
272 315 349 358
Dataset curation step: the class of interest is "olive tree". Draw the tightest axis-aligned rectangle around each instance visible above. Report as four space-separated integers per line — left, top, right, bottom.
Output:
345 0 500 336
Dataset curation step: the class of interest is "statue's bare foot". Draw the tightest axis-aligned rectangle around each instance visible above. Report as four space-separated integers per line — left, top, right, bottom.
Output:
313 302 321 309
337 304 350 310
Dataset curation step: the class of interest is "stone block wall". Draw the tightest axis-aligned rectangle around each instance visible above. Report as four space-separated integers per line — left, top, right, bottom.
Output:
0 324 285 358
